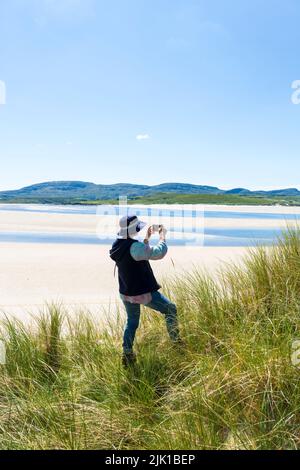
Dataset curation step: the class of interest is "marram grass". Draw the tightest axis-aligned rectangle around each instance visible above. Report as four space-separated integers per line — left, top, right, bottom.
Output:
1 229 300 449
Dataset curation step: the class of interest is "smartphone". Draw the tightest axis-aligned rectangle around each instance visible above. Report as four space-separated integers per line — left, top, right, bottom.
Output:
152 224 163 232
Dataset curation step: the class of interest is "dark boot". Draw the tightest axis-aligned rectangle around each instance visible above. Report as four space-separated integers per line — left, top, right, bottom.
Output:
122 351 137 368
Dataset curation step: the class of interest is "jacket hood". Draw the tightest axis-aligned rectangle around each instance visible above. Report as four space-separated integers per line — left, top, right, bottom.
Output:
110 238 135 263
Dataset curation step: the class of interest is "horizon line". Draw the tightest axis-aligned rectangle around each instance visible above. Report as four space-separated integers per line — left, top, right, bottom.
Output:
0 180 299 193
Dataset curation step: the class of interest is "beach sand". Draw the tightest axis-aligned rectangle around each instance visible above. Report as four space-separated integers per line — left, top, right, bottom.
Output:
0 242 247 320
0 204 297 320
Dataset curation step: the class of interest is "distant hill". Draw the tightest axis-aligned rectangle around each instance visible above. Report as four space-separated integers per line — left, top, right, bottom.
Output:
0 181 299 202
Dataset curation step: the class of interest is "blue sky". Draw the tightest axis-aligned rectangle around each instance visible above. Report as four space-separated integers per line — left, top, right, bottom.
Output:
0 0 300 191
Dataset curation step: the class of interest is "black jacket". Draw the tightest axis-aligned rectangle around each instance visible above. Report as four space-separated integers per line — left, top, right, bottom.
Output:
110 238 160 296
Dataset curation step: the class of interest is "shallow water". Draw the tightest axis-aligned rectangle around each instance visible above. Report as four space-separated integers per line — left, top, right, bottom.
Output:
0 204 298 247
0 228 284 248
1 203 300 220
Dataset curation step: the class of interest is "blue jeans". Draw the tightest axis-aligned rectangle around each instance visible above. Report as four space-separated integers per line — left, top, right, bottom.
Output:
122 291 180 353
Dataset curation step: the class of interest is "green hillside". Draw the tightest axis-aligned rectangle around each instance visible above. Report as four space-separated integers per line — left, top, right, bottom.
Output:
0 181 300 205
1 192 300 206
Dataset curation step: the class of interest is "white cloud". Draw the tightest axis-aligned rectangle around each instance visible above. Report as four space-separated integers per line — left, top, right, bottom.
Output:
136 134 150 141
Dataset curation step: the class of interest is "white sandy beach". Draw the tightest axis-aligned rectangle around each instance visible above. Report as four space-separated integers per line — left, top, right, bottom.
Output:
0 204 299 320
0 242 246 319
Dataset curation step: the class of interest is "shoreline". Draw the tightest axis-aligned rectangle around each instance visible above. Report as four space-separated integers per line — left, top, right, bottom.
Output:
2 202 300 213
1 199 300 208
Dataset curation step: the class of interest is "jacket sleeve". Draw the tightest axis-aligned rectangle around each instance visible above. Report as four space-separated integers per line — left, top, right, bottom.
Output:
130 240 168 261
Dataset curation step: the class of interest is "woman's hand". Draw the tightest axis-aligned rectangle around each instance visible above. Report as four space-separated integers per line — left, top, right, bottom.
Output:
159 225 167 240
144 225 154 243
